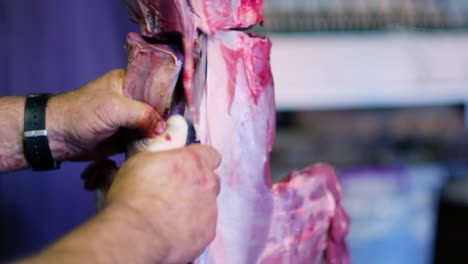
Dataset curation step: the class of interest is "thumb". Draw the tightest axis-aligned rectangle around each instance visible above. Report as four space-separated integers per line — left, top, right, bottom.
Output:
115 97 166 137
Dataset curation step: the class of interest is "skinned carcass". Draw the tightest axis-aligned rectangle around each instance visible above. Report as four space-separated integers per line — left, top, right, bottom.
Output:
196 31 349 264
87 0 351 263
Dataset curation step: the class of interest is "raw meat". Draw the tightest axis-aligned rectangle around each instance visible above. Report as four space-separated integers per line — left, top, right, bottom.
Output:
190 0 265 34
123 32 183 115
196 31 349 264
120 0 265 123
121 0 264 35
100 0 351 263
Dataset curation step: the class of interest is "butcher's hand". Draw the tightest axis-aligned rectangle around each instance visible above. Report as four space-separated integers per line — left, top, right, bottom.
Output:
47 69 164 161
15 145 221 264
0 69 163 172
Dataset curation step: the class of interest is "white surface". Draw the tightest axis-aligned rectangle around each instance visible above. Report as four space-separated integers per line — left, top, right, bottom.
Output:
271 32 468 110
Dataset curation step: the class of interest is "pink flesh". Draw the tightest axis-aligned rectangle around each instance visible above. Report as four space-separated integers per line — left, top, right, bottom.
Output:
124 32 183 114
121 1 350 263
195 31 349 264
191 0 265 34
121 0 199 122
121 0 264 37
121 0 265 124
122 0 185 34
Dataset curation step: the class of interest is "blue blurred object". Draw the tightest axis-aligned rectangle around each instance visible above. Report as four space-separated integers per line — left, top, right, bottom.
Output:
340 165 447 264
0 0 137 261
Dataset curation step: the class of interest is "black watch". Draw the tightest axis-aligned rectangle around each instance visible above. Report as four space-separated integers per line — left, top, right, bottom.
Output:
23 94 61 171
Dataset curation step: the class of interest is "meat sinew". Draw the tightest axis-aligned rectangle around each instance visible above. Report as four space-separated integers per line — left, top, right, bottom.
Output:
97 0 352 263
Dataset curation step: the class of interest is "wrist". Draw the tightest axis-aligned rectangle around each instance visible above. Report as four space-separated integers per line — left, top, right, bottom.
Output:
45 94 73 161
24 202 168 264
23 94 61 170
67 201 169 264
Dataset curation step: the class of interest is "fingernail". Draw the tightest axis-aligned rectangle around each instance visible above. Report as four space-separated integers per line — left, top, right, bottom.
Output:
154 120 166 135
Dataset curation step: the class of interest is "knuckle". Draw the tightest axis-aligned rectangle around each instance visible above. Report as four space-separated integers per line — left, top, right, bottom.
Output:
105 69 126 92
108 69 125 79
103 96 120 112
181 147 200 163
96 98 119 125
141 104 156 121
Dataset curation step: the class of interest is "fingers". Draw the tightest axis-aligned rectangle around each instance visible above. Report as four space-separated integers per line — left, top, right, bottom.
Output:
138 145 221 195
98 69 165 137
81 159 119 191
212 173 221 196
142 115 188 153
115 97 166 137
180 145 222 196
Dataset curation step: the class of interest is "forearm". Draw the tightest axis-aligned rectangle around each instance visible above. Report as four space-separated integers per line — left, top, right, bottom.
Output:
0 96 28 172
0 95 69 172
15 203 168 264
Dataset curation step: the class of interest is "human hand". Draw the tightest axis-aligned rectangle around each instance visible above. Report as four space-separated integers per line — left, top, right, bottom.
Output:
104 145 221 264
11 144 221 264
46 69 165 161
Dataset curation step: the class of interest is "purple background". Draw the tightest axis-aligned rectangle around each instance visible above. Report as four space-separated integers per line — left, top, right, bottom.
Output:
0 1 137 261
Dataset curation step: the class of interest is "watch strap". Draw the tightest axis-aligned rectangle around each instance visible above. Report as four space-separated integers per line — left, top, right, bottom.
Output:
23 94 60 171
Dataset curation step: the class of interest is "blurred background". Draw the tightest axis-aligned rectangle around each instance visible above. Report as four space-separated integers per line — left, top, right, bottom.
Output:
0 0 467 263
263 0 468 263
